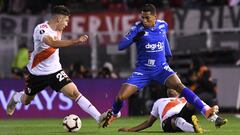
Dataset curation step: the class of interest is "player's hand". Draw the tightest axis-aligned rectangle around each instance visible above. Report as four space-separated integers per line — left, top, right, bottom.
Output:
133 31 145 42
118 128 130 132
78 35 88 44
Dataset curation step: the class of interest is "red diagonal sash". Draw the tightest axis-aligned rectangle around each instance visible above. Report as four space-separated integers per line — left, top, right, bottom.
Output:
31 47 56 69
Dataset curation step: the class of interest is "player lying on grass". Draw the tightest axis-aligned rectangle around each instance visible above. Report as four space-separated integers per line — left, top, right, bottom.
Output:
118 89 227 133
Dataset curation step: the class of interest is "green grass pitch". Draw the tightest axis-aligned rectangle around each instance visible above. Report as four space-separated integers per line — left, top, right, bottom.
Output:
0 114 239 135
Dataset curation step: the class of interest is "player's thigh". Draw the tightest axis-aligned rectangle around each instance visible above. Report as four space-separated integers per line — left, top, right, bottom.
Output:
49 70 76 98
117 84 138 100
60 82 81 100
165 74 185 92
152 65 175 85
177 105 195 123
162 115 177 132
25 70 49 96
124 71 150 92
162 115 181 132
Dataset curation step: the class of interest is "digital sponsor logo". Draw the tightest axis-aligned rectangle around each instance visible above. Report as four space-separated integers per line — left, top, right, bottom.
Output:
145 42 164 52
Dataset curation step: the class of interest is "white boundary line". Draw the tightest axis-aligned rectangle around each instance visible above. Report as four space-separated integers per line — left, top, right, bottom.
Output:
236 80 240 110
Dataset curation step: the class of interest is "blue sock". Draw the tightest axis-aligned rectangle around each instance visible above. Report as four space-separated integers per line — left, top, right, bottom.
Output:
181 87 207 115
112 99 124 115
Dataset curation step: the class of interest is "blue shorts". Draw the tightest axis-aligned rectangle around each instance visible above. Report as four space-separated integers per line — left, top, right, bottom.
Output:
124 64 175 91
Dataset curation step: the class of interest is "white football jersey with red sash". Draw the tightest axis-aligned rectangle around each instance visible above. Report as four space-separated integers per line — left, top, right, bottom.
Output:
151 97 187 124
27 22 62 75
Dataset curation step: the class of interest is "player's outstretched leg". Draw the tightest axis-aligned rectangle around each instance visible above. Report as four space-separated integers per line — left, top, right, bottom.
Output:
61 83 103 125
102 109 113 128
101 109 121 128
6 92 18 116
98 112 107 127
165 75 217 119
101 84 137 128
206 105 227 128
6 91 25 116
101 99 124 128
180 87 220 120
191 115 204 133
100 109 113 128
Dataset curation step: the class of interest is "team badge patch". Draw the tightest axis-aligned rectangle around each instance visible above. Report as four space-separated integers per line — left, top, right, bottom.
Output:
40 29 45 34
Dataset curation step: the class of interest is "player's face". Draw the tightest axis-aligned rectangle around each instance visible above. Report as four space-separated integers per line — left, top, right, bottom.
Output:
141 11 156 28
56 15 69 31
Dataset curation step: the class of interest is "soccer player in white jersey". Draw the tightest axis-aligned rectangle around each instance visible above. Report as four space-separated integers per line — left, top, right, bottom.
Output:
6 5 105 126
118 89 227 133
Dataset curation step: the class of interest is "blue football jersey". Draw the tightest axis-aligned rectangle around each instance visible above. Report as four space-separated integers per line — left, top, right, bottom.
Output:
119 20 172 70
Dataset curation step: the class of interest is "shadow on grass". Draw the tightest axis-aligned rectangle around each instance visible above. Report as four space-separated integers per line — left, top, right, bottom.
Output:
140 131 165 134
48 131 98 134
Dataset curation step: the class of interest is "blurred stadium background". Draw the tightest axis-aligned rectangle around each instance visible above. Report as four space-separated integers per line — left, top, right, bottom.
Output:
1 0 240 134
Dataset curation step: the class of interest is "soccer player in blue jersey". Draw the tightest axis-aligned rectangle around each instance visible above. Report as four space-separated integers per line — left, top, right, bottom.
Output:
100 4 227 128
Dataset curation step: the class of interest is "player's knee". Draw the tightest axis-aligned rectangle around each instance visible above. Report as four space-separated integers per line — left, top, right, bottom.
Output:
22 99 31 105
175 83 185 93
21 95 33 105
69 90 80 100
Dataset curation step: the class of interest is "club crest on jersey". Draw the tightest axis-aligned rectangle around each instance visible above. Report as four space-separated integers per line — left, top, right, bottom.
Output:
144 31 149 36
145 42 164 51
40 29 45 34
27 87 32 94
158 24 165 29
130 26 137 30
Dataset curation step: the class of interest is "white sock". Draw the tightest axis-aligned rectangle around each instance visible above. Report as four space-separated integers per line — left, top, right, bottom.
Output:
113 111 121 118
208 114 218 122
13 91 24 103
175 117 194 132
76 95 101 123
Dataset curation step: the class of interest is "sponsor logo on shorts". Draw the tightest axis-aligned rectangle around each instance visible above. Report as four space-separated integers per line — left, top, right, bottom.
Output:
145 59 156 67
163 65 173 72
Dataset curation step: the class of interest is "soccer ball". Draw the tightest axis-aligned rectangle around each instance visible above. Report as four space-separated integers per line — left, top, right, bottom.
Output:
63 114 82 132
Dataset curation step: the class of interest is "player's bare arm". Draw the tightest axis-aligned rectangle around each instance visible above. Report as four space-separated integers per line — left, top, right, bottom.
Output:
118 115 157 132
43 35 88 48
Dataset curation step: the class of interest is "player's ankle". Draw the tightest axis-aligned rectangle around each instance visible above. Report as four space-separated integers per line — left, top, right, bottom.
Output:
208 114 218 122
113 112 121 118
